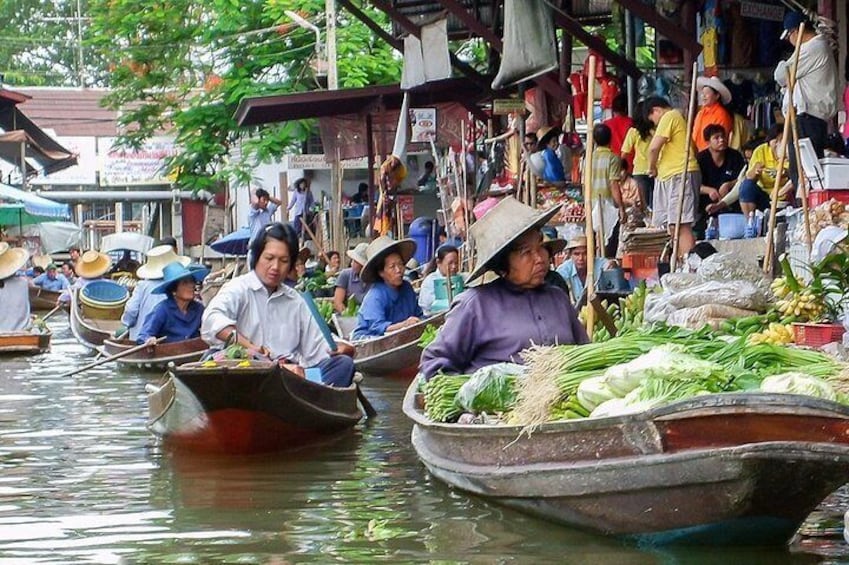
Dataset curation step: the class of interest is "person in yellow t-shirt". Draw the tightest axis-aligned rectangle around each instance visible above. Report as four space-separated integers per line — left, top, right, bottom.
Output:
646 96 701 258
620 100 655 211
739 124 792 215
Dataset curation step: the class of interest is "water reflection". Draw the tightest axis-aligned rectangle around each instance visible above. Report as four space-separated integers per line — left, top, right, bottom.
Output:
0 316 842 563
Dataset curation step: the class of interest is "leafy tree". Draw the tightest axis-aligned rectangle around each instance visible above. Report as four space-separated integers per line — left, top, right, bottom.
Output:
88 0 402 193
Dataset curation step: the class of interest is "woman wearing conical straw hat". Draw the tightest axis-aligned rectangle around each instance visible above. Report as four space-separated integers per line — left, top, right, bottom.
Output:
333 242 370 314
0 243 32 331
419 197 589 381
58 250 112 305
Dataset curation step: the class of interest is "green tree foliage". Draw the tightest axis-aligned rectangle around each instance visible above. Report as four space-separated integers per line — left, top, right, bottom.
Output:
88 0 402 192
0 0 105 86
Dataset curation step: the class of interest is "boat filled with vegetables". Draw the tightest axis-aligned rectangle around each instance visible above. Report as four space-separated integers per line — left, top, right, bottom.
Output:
407 324 849 544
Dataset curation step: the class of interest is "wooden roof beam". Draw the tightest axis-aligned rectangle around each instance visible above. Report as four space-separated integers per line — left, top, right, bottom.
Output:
617 0 702 56
435 0 571 100
551 9 642 78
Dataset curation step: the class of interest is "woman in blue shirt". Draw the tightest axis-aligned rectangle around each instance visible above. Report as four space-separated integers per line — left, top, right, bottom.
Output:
138 262 209 344
536 125 566 183
352 236 423 339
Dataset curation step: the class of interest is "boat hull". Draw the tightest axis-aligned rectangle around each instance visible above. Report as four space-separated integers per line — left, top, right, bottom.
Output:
148 361 362 454
28 286 62 311
353 313 445 378
0 331 51 354
404 386 849 544
101 337 207 369
69 289 123 350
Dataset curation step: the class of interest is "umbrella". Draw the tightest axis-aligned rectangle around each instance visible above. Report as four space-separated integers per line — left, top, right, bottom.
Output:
0 203 61 226
0 183 70 220
210 227 252 256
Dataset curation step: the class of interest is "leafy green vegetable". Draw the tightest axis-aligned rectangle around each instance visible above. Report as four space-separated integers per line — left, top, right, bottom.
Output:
418 324 439 348
423 374 470 422
456 363 524 414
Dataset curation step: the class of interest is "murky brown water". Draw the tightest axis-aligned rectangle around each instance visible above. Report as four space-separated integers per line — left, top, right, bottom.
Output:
0 316 844 563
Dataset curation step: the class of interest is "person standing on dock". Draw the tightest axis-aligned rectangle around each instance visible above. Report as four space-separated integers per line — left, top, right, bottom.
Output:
248 188 282 244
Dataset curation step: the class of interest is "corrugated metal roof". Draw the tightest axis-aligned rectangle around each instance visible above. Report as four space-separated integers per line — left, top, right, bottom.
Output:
14 88 120 137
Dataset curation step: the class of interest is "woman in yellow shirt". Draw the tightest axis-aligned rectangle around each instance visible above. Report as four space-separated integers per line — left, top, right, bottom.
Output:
739 125 791 215
620 101 655 211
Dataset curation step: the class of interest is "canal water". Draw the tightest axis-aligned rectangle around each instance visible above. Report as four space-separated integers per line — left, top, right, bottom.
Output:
0 316 845 563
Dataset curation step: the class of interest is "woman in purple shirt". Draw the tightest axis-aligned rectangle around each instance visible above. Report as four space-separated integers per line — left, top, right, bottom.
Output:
420 198 589 380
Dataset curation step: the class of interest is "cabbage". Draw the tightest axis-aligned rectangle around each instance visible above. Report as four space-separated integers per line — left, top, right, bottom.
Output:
760 372 838 401
601 345 727 397
576 376 617 412
590 397 655 418
456 363 525 413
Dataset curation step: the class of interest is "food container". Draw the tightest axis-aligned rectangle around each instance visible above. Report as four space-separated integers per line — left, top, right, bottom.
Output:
792 322 844 348
718 213 747 239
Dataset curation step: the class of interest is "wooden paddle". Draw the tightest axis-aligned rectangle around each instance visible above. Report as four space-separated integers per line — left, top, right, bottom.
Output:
301 290 377 418
59 336 166 378
40 305 62 322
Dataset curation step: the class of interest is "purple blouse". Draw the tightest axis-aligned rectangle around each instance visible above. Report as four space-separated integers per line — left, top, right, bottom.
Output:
419 278 590 379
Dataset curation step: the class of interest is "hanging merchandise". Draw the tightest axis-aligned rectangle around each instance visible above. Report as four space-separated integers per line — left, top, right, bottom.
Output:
375 93 411 236
570 72 587 121
600 74 620 112
400 19 450 90
492 0 558 89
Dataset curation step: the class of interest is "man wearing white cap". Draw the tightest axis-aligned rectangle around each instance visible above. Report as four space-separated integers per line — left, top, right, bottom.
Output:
121 245 191 341
0 243 31 332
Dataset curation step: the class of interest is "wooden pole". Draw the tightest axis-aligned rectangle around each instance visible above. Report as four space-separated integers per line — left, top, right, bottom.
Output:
60 337 166 378
786 68 813 258
764 22 806 274
583 55 598 336
670 61 699 272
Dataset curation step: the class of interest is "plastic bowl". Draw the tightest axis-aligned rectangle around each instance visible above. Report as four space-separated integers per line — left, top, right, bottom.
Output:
718 213 747 239
81 280 130 304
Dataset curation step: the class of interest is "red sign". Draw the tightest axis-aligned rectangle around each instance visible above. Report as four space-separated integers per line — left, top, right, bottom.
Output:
397 195 415 224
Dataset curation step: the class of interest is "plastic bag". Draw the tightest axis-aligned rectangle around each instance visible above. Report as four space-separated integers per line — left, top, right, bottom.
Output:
666 280 768 312
456 363 525 414
660 272 700 292
697 252 769 288
666 304 761 329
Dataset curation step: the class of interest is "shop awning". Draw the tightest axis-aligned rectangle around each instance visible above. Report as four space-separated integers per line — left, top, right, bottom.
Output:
0 182 70 220
0 105 77 175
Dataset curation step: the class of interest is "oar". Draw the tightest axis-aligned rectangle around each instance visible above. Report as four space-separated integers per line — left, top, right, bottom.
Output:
41 305 62 322
301 290 377 418
59 336 166 378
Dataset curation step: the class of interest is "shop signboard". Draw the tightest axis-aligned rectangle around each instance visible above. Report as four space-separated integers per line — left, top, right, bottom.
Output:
410 108 437 143
493 98 526 115
100 136 177 186
286 154 369 170
30 136 97 185
740 1 784 22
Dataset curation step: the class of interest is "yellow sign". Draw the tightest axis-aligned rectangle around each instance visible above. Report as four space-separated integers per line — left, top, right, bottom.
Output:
493 98 525 115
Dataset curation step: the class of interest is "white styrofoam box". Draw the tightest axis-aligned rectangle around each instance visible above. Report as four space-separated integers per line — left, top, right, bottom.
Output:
799 138 849 189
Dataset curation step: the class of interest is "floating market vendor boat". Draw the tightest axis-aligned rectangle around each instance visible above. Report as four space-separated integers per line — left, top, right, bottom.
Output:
348 313 446 378
146 360 362 454
101 337 208 370
28 286 62 311
69 289 124 350
404 386 849 545
0 331 51 354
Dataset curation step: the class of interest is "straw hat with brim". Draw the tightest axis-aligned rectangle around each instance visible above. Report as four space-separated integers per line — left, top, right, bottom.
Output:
466 197 563 283
75 250 112 279
565 235 588 250
536 125 562 150
152 262 210 295
696 76 732 105
542 235 567 256
136 245 191 280
360 236 417 284
346 242 369 266
0 242 30 280
32 254 51 270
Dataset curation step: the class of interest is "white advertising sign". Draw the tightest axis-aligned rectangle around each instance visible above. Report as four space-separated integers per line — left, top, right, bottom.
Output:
410 108 437 143
31 136 97 186
100 136 177 186
286 154 369 170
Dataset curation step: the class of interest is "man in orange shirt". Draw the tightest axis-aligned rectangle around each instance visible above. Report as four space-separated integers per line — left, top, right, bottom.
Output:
692 76 733 152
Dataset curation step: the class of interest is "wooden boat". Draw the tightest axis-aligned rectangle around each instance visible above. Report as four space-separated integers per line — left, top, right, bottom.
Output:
404 386 849 545
348 313 446 378
29 286 62 311
101 337 208 369
0 331 51 354
146 360 362 454
69 289 123 350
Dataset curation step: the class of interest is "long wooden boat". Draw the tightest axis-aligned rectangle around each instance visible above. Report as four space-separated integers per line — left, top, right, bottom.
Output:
0 331 51 354
351 313 446 378
29 286 62 311
101 337 208 370
69 289 123 350
146 360 362 454
404 386 849 545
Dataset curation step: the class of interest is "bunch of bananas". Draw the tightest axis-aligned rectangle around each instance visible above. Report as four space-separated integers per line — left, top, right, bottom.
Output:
747 323 794 345
771 277 824 322
615 282 648 333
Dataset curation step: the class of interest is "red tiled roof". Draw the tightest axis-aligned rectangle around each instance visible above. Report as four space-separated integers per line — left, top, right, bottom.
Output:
15 88 120 137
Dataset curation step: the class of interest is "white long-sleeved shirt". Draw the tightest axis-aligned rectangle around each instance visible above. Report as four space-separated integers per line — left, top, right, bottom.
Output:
774 34 838 121
201 270 328 366
0 276 30 332
121 279 166 341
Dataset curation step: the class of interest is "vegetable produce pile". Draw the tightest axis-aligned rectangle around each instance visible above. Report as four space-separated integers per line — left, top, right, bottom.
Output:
418 324 439 348
792 199 848 242
579 282 648 342
421 324 849 425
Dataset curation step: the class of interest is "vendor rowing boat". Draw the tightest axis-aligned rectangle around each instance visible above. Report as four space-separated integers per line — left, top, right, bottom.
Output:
352 312 445 378
101 337 208 370
28 286 62 311
405 385 849 545
147 360 361 453
0 331 51 354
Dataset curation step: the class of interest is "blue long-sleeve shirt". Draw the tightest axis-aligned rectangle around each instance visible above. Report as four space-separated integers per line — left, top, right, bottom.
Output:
541 147 566 182
419 278 589 379
121 279 166 341
137 296 205 344
352 280 423 339
31 273 70 292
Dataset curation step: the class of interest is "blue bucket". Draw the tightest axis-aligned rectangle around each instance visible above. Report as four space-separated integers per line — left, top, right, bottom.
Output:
81 280 129 305
718 213 747 240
